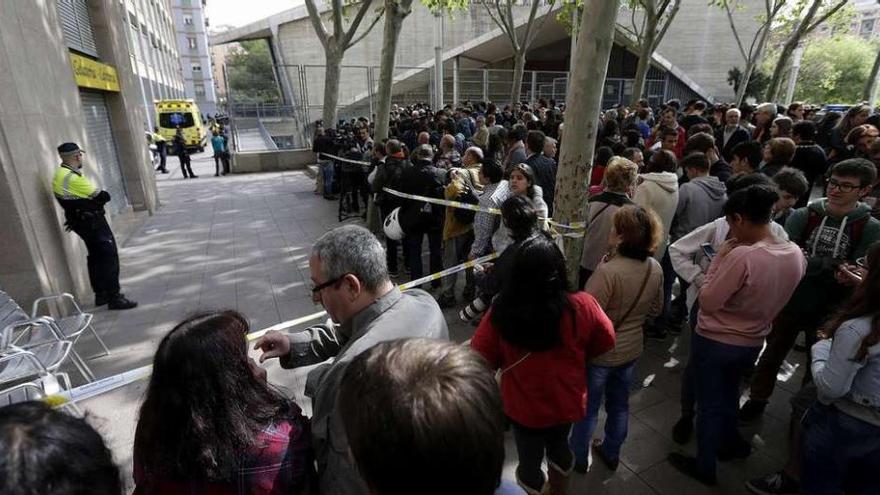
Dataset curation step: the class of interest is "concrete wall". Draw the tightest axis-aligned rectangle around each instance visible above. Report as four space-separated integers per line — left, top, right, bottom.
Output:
650 0 764 102
268 0 763 105
231 149 314 173
0 0 157 306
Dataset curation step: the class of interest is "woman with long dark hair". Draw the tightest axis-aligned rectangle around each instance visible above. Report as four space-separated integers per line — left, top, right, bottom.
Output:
471 235 615 495
133 311 314 495
800 242 880 494
830 104 872 163
492 163 548 255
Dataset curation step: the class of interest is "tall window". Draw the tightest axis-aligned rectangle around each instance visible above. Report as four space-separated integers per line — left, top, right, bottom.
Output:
183 15 194 26
194 83 206 97
187 37 197 50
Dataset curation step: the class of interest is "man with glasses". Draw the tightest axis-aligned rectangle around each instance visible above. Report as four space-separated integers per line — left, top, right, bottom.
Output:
253 224 448 495
739 158 880 424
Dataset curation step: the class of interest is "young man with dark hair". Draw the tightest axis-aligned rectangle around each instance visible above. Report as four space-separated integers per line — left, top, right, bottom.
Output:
729 140 763 176
524 130 557 215
338 338 520 495
684 132 732 183
680 100 709 132
739 158 880 422
791 120 828 207
771 167 809 226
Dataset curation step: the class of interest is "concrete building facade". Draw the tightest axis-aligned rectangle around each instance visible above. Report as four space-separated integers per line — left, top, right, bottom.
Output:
121 0 187 130
0 0 159 307
171 0 218 116
212 0 764 122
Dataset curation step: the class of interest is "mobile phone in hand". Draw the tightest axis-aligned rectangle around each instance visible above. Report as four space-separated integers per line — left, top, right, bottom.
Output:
700 243 716 260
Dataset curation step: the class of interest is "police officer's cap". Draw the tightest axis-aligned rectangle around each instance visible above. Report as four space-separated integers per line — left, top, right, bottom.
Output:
57 142 85 156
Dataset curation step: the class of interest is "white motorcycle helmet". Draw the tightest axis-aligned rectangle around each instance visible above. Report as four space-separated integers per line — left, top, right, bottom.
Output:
383 207 404 241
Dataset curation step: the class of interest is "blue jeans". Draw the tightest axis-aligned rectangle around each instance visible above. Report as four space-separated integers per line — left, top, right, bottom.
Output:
801 402 880 495
691 332 760 477
569 360 636 464
679 302 701 418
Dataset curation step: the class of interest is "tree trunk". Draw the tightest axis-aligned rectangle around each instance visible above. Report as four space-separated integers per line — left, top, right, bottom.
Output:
511 51 526 105
864 47 880 105
322 47 343 128
735 23 771 106
374 0 412 141
630 27 656 106
554 0 620 279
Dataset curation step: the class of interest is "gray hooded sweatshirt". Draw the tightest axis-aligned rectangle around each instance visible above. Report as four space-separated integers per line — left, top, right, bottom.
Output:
670 175 727 242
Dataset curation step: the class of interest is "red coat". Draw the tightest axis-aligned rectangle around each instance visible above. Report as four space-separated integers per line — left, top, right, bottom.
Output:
470 292 615 428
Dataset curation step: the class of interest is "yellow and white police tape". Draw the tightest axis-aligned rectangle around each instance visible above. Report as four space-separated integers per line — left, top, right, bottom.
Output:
44 253 500 408
318 151 587 232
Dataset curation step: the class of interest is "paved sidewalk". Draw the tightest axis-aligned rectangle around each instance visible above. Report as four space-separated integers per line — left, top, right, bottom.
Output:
75 153 804 494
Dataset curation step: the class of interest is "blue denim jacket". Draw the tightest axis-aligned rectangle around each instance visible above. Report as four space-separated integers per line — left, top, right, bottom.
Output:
812 316 880 422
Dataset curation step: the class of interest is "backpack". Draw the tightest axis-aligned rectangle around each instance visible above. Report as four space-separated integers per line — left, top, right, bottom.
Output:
453 170 479 224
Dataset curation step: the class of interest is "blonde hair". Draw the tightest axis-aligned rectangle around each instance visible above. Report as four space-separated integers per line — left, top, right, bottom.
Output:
603 157 639 193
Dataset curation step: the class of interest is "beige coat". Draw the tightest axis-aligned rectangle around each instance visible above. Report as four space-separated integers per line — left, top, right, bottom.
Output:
584 255 663 367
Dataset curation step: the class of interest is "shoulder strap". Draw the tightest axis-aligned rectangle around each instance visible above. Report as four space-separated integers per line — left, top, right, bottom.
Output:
801 208 822 246
613 261 653 328
590 203 613 224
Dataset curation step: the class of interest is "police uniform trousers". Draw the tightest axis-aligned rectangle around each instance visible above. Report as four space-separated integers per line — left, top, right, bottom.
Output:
70 217 121 297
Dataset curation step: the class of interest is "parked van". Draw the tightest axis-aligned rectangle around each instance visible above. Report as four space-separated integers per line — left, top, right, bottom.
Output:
155 99 206 152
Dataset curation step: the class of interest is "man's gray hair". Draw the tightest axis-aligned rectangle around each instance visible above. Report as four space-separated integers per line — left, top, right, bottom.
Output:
756 102 777 117
312 225 388 292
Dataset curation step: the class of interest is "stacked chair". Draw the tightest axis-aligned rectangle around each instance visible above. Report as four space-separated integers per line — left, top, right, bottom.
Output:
0 289 110 411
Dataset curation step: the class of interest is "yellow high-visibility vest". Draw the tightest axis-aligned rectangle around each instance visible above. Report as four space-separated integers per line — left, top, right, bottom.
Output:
52 166 98 200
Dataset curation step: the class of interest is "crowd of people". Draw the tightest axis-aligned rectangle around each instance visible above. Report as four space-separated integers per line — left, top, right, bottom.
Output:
4 97 880 495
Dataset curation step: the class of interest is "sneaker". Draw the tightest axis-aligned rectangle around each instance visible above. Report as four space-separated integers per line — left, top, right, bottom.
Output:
738 399 767 422
108 295 138 310
592 440 619 471
667 453 717 486
672 415 693 444
745 471 799 495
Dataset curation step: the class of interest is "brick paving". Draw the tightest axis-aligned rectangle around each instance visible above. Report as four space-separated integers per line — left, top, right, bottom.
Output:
75 152 805 494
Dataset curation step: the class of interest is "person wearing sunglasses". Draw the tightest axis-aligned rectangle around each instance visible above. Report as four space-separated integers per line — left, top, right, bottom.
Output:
253 225 448 494
739 159 880 425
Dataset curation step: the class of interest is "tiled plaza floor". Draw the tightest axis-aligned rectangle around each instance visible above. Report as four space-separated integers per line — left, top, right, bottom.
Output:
74 153 805 494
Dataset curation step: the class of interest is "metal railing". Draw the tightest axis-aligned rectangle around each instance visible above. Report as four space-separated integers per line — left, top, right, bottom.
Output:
224 63 700 152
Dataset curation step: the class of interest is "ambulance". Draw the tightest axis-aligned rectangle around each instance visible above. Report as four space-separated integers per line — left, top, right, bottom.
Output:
154 99 207 153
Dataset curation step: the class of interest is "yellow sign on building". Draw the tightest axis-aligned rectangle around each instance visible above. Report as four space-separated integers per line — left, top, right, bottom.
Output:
69 52 120 92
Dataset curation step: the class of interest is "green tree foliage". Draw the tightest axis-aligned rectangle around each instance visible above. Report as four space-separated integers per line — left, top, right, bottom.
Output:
226 40 281 104
727 66 770 101
792 35 877 104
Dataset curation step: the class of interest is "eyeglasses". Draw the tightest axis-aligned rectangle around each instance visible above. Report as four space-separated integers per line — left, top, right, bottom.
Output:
827 178 863 193
310 274 348 296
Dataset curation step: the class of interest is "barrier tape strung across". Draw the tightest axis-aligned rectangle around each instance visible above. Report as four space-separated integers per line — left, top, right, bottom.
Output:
319 151 587 231
45 253 500 408
318 152 371 166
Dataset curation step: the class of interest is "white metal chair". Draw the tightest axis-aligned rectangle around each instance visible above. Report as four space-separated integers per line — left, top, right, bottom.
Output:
31 293 110 358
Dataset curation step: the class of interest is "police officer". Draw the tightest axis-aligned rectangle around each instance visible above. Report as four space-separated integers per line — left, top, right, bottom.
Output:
150 126 168 174
173 127 197 179
52 143 137 310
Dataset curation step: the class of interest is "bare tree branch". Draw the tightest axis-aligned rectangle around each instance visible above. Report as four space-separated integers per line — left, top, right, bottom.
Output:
341 0 377 47
331 0 344 38
304 0 331 48
805 0 848 33
525 0 558 49
346 7 386 49
653 0 680 51
724 1 748 62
